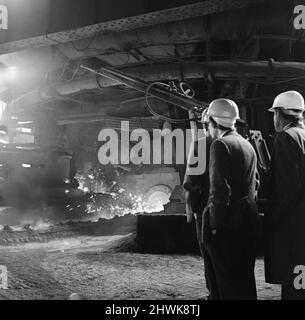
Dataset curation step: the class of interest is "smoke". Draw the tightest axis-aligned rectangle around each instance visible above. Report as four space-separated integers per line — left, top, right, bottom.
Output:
0 164 167 228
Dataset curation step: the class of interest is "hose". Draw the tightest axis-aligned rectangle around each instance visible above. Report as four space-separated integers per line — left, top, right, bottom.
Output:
145 82 198 124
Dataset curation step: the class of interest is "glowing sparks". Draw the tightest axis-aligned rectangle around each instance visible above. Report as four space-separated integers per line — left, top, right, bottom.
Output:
73 172 167 219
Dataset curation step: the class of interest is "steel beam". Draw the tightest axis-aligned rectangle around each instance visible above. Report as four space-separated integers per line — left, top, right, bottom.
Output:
0 0 284 55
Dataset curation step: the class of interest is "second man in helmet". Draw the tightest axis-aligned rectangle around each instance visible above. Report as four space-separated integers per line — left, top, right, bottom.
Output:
202 98 261 300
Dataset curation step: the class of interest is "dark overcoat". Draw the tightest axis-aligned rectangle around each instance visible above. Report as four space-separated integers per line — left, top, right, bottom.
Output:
207 130 260 234
204 130 261 300
265 123 305 284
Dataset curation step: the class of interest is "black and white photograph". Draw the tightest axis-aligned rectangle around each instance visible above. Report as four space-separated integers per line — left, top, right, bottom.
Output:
0 0 304 304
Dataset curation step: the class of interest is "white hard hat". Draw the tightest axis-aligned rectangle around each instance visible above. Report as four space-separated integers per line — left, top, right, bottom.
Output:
268 91 305 115
207 98 240 128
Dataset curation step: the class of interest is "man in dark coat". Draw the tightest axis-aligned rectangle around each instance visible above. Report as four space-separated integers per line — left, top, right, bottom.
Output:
183 110 219 300
264 90 305 299
203 98 261 300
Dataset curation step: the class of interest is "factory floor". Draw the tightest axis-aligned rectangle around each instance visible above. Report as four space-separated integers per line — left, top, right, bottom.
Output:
0 234 280 300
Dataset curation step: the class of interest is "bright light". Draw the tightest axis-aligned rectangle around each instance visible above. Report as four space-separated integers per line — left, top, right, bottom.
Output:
22 163 31 168
0 66 17 87
5 67 17 82
18 121 33 125
16 127 32 133
146 191 170 212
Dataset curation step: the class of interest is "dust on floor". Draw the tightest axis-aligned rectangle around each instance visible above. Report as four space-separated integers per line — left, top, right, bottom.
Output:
0 234 280 300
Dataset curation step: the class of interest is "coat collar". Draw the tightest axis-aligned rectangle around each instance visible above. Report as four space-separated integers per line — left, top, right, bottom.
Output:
283 122 305 131
219 128 238 138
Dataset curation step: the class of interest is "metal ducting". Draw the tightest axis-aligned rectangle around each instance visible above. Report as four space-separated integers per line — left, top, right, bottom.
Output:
11 60 305 109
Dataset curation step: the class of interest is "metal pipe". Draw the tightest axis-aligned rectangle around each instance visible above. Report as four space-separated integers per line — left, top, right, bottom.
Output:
81 65 207 111
11 60 305 109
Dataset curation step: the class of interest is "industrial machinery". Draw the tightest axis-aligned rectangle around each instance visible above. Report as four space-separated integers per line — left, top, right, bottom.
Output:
79 65 272 253
0 62 274 251
83 65 271 175
0 0 295 251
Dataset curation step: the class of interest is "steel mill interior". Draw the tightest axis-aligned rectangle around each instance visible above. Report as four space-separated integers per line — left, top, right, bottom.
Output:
0 0 302 301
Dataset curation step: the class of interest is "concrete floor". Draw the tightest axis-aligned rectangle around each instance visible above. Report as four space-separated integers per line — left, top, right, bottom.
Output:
0 234 280 300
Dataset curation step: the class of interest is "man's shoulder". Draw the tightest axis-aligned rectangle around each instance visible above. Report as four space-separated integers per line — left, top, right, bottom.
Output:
275 126 305 153
219 132 253 148
214 133 256 159
285 125 305 142
211 137 228 150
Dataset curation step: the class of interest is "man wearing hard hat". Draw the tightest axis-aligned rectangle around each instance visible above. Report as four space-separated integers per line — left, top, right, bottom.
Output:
202 98 260 300
265 91 305 300
183 109 219 300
